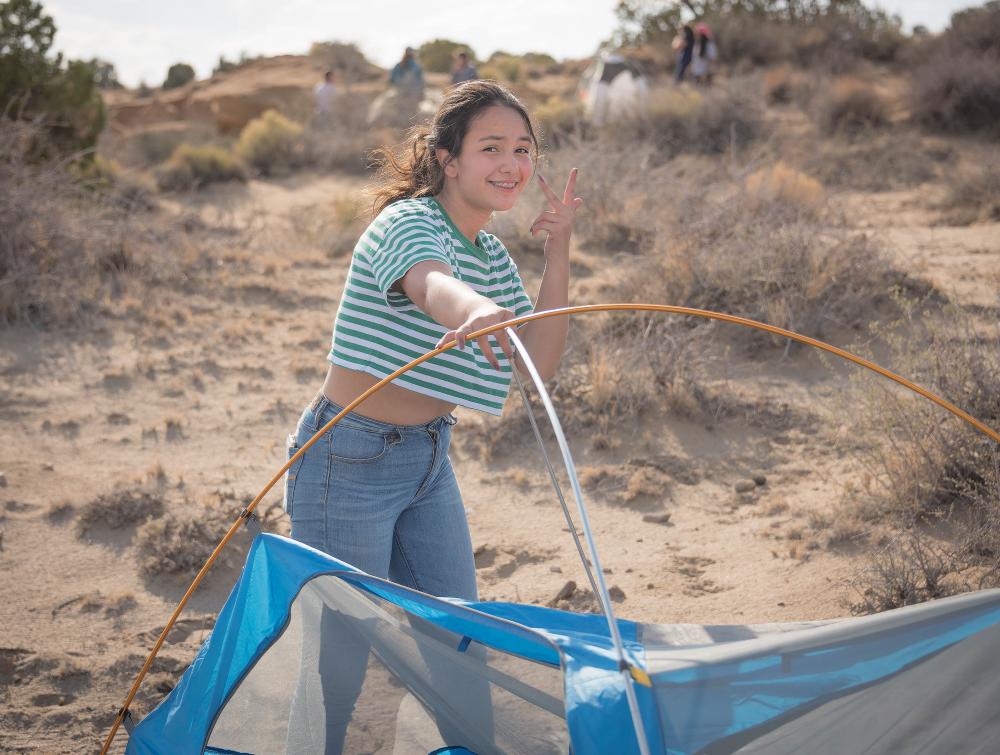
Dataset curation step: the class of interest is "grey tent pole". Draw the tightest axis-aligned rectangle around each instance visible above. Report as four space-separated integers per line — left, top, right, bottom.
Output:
505 328 653 755
511 369 602 601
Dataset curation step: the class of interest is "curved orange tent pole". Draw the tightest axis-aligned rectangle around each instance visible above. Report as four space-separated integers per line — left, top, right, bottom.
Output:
100 303 1000 754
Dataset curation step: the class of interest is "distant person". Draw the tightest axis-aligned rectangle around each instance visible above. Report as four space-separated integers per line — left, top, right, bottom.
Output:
389 46 424 93
313 70 338 115
451 51 479 85
691 23 718 85
673 24 695 82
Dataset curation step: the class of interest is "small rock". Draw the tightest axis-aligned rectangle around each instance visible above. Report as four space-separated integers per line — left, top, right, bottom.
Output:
0 472 6 487
777 601 786 607
642 512 672 525
602 567 613 575
625 568 633 574
608 586 626 602
549 565 562 574
41 463 55 472
752 474 767 486
646 583 655 590
553 580 577 602
734 479 756 494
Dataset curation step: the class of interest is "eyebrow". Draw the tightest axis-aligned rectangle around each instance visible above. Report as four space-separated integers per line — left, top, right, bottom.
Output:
477 134 533 142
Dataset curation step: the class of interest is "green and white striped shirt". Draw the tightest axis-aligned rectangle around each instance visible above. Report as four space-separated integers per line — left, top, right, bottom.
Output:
328 197 534 415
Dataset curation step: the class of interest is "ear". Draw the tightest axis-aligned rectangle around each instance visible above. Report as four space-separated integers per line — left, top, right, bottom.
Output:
435 147 458 178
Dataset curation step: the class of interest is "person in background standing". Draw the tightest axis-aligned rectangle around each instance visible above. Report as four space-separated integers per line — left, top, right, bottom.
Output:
313 70 338 116
673 24 695 82
389 46 424 94
691 22 718 85
451 50 479 85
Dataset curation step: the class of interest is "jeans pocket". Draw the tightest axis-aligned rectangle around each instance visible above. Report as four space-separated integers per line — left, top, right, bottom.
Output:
328 424 400 464
283 434 304 516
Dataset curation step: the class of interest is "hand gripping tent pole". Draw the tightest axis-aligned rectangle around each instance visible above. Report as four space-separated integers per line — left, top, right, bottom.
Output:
101 303 1000 754
506 326 653 755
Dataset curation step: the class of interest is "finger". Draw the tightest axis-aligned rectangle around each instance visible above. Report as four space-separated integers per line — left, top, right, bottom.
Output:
563 167 578 204
476 334 500 369
536 173 562 208
436 330 457 350
573 197 584 209
492 328 515 363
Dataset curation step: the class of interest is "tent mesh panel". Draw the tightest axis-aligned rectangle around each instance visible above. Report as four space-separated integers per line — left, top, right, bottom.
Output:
206 575 567 755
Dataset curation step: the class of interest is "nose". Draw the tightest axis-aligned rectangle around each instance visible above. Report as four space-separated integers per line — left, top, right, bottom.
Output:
500 150 517 175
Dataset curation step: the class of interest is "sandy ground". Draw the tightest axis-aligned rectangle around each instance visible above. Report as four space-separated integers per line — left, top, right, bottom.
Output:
1 154 998 752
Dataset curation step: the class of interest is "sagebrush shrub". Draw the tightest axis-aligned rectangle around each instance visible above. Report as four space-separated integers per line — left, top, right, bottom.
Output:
235 109 304 176
155 143 247 191
908 4 1000 133
813 78 889 135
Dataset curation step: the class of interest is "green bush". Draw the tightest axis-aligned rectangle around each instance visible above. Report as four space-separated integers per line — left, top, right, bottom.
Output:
235 109 303 176
163 62 195 89
417 39 476 74
0 0 105 156
155 143 247 191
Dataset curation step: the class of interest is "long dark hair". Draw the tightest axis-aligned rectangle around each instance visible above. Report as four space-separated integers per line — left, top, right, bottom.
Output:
370 80 539 217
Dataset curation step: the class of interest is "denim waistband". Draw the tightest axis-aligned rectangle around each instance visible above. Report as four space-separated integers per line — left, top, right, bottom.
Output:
309 393 456 434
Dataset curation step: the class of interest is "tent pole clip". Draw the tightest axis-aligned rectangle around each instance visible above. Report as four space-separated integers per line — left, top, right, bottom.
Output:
119 707 136 735
241 509 262 537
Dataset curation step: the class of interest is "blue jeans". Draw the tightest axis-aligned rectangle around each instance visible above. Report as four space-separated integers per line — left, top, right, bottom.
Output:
285 394 482 753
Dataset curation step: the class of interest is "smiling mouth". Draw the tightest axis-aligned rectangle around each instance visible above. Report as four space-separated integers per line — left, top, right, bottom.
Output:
489 181 518 190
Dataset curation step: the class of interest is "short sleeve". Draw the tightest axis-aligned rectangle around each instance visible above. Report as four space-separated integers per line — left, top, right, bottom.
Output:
488 237 534 318
366 211 452 308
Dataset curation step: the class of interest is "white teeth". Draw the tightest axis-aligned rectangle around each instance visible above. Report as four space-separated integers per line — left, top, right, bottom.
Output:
492 181 516 189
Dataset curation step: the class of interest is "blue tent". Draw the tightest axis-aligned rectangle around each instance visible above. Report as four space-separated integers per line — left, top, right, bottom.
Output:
124 533 1000 754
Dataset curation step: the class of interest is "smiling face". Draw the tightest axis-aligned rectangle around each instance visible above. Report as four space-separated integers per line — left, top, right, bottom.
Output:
437 105 535 215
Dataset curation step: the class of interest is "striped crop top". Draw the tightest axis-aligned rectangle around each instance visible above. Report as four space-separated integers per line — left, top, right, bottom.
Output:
328 197 534 415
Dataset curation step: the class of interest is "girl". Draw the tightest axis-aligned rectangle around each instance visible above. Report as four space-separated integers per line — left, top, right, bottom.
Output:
284 80 581 753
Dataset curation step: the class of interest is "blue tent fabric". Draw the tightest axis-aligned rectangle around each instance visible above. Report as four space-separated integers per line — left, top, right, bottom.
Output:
126 534 1000 755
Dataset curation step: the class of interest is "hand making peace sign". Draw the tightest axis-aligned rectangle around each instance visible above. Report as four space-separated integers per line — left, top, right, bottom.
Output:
529 168 583 247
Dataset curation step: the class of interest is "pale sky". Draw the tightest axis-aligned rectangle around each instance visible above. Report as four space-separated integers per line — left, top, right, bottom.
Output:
44 0 986 88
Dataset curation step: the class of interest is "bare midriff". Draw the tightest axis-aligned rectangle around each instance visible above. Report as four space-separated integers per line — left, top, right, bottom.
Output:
321 364 458 425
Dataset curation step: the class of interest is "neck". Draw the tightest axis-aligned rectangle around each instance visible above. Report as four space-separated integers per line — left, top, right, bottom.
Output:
435 185 491 244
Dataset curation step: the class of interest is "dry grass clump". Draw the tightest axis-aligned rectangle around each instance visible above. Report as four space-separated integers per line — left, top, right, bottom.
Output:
155 143 248 191
611 82 766 158
847 306 1000 522
0 120 150 324
802 130 947 191
615 169 905 346
745 162 824 211
235 109 304 177
812 78 889 136
849 532 966 614
844 305 1000 610
761 64 810 105
907 3 1000 134
939 160 1000 226
76 487 165 535
134 498 238 576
